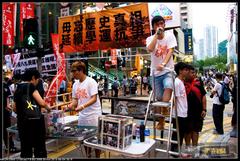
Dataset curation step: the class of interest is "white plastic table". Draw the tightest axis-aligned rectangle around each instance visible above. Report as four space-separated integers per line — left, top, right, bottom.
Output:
84 136 156 158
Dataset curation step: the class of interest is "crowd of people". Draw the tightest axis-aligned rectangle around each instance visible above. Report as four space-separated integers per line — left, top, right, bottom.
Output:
2 14 237 159
93 74 150 98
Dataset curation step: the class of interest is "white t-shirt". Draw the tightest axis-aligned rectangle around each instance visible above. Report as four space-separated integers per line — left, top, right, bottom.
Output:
146 30 177 77
213 81 223 105
173 77 188 118
72 76 102 126
224 76 230 84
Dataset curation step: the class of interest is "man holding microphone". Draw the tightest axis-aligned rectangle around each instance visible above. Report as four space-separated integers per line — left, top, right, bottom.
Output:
146 15 177 130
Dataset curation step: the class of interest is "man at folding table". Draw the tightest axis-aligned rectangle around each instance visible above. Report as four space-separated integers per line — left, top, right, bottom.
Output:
69 60 102 158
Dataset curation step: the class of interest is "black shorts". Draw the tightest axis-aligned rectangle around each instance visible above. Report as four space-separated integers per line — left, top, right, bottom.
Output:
186 117 203 133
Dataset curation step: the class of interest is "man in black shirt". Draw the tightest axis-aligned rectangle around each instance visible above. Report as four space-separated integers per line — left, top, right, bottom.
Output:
184 67 207 148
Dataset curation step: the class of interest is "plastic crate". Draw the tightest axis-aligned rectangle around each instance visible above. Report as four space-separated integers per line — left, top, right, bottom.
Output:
43 110 64 135
97 114 133 149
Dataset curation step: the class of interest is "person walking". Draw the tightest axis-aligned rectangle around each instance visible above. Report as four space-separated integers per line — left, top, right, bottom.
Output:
122 75 128 96
98 77 104 98
13 69 51 158
112 77 119 97
103 77 109 96
146 15 177 130
210 73 225 135
69 61 102 158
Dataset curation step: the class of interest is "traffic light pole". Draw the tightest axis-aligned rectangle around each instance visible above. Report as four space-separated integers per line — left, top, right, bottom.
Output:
36 3 42 73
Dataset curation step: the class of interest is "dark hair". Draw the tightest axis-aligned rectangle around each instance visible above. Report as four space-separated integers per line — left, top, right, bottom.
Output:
71 61 86 74
12 73 22 81
151 15 165 27
215 73 223 80
23 69 41 81
4 77 9 83
174 62 189 76
188 65 195 71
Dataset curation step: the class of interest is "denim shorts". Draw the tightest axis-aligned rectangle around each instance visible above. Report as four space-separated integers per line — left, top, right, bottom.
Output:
150 72 174 100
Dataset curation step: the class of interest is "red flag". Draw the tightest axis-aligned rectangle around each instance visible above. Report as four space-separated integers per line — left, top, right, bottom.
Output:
3 3 15 46
45 34 66 105
111 49 117 65
45 70 66 105
51 33 66 72
20 3 35 41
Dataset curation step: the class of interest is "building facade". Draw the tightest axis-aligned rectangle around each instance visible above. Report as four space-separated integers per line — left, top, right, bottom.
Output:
203 25 218 58
227 3 238 73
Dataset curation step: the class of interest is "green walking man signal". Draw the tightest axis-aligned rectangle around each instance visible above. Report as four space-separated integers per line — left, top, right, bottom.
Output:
24 32 38 48
23 18 38 48
28 35 35 45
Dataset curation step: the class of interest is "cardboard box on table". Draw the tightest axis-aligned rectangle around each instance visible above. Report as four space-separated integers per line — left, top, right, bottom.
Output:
97 114 133 149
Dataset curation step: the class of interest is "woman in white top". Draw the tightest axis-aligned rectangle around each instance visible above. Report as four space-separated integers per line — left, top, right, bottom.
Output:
69 61 101 158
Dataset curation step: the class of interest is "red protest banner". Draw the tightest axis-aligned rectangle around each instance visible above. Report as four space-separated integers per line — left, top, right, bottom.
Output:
3 3 15 46
45 34 66 105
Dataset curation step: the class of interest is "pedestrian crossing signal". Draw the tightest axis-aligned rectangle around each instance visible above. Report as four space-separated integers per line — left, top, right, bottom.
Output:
24 32 38 47
23 18 38 48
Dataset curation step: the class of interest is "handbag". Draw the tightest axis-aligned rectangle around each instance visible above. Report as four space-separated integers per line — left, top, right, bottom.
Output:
22 83 42 120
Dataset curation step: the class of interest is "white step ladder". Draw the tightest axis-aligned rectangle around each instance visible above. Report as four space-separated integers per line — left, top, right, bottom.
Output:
144 68 181 158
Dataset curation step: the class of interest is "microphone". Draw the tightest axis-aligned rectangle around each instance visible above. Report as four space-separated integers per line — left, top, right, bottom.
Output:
157 28 164 35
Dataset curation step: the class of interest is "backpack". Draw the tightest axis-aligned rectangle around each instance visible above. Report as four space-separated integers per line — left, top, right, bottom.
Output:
20 83 42 120
218 82 230 105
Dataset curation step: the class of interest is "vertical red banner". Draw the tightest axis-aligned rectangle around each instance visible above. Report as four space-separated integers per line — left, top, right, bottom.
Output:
3 3 15 46
45 34 66 105
20 3 35 41
111 49 117 65
51 33 66 72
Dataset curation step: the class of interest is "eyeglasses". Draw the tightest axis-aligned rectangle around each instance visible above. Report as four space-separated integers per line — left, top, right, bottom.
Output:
71 69 77 73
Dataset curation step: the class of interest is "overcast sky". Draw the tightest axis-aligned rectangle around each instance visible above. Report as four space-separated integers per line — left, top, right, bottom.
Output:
191 3 235 43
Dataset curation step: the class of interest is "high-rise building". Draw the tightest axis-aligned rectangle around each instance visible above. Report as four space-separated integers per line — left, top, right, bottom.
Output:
198 39 205 60
179 3 193 29
226 3 237 73
178 3 194 63
203 25 218 58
